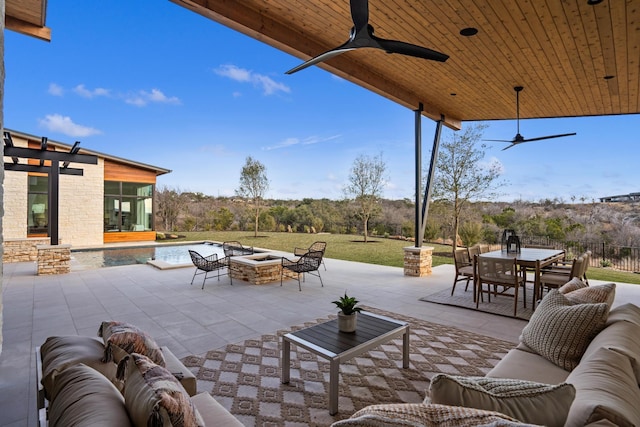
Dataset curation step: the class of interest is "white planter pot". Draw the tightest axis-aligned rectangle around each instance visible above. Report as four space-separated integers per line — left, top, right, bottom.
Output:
337 312 357 333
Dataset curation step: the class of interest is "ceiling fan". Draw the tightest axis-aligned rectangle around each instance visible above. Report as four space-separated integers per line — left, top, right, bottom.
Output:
285 0 449 75
485 86 576 151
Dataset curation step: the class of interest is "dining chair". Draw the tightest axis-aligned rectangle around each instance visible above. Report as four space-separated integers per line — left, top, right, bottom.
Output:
475 255 526 317
539 256 585 296
451 248 474 296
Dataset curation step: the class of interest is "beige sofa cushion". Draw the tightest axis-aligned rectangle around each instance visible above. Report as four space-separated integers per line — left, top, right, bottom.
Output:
48 363 132 427
565 347 640 427
330 403 536 427
607 303 640 326
429 374 574 426
117 353 204 427
563 283 616 307
558 277 588 294
99 320 166 366
520 290 608 371
487 347 570 384
40 335 118 399
191 393 244 427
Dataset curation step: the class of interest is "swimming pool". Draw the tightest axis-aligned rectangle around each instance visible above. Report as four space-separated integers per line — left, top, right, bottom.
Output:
71 242 225 269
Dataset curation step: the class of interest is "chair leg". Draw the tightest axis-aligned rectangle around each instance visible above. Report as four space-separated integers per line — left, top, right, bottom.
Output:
190 268 198 285
201 271 210 290
451 277 458 296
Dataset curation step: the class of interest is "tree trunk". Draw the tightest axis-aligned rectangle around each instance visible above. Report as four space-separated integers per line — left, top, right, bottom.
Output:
363 217 368 243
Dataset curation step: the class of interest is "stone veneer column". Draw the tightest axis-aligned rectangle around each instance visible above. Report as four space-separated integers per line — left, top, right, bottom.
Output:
403 246 434 277
37 245 72 275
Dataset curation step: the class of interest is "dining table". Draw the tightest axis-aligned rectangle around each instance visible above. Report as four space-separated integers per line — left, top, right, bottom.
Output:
479 248 566 310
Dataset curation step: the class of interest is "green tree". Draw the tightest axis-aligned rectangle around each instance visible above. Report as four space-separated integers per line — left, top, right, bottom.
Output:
431 124 505 252
236 156 269 237
344 153 387 242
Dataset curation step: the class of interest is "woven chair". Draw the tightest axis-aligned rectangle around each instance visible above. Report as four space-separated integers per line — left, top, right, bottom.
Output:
222 241 254 257
475 255 526 317
543 250 590 285
281 250 324 291
188 250 231 289
451 248 474 296
293 241 327 270
539 256 585 297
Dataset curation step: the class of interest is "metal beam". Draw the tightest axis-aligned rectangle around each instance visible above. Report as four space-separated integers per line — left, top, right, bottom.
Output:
420 116 444 241
48 160 60 246
4 164 84 175
4 146 98 164
414 103 423 247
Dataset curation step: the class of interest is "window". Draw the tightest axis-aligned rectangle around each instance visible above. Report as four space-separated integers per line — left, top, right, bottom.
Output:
104 182 154 232
28 176 48 235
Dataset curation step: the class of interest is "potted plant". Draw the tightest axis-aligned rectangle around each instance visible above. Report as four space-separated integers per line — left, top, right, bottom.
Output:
332 292 362 333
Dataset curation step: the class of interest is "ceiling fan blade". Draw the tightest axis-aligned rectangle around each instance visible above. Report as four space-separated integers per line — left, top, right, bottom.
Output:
521 132 577 143
285 44 356 74
501 143 517 151
483 139 514 143
350 0 369 30
373 36 449 62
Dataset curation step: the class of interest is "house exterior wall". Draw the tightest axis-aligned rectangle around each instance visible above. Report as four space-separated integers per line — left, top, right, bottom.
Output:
2 167 27 239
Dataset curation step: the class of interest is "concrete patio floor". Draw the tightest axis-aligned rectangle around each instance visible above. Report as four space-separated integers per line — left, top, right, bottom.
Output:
1 255 638 426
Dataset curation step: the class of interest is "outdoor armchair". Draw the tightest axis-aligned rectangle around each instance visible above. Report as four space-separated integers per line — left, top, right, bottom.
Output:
222 241 254 257
293 241 327 270
474 255 526 317
451 248 474 296
188 250 231 289
281 250 324 291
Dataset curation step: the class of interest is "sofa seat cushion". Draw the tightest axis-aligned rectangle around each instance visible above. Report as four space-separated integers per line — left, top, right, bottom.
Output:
118 353 204 427
520 290 609 371
429 374 575 426
191 393 244 427
330 403 540 426
565 347 640 427
487 347 570 384
99 320 166 366
48 363 133 427
40 335 118 399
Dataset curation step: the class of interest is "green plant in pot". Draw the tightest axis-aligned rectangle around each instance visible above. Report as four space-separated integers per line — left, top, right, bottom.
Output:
333 292 362 333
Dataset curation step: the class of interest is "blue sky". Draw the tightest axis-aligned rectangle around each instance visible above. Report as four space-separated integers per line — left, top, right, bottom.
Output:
5 0 638 202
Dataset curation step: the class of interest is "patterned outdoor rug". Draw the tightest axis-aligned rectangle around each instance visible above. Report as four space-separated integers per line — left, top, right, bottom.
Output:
181 306 516 427
420 284 535 321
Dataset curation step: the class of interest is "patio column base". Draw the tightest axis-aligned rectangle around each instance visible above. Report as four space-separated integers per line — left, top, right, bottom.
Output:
37 244 71 275
403 246 433 277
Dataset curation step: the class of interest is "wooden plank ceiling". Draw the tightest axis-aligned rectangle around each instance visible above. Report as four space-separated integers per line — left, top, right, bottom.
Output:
171 0 639 130
5 0 50 41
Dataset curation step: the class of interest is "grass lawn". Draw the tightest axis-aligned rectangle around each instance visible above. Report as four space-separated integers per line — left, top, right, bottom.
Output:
167 231 640 285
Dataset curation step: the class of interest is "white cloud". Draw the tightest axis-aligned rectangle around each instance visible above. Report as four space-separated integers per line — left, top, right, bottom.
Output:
215 64 290 95
48 83 64 96
73 84 111 98
264 134 340 150
38 114 102 137
124 88 181 107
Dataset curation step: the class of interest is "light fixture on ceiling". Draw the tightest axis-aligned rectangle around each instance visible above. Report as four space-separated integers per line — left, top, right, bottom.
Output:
604 75 615 80
460 27 478 37
587 0 604 5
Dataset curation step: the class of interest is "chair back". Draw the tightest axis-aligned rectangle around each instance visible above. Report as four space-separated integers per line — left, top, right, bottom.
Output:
309 241 327 253
454 248 471 270
223 241 252 256
478 244 490 253
189 250 205 267
301 250 323 270
468 245 481 258
581 251 592 276
476 256 519 285
569 256 584 278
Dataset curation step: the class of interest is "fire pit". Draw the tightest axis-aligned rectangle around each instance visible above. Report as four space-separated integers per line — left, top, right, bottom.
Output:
229 253 284 285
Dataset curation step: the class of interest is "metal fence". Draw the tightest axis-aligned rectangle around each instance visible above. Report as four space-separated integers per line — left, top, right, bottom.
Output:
521 236 640 274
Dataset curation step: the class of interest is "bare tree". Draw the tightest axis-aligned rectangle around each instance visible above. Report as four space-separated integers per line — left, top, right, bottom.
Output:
155 185 185 232
431 123 506 251
344 153 387 242
236 156 269 237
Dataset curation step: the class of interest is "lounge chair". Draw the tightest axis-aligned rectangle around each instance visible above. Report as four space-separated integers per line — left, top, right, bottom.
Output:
281 250 324 291
188 250 231 289
293 241 327 270
222 241 254 257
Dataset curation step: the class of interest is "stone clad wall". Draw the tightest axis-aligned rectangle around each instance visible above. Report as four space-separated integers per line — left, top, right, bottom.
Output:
229 257 286 285
3 238 57 263
2 171 27 239
36 244 71 275
403 246 434 277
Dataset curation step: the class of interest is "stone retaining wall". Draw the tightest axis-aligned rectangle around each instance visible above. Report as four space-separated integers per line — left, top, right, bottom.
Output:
403 246 434 277
3 238 57 263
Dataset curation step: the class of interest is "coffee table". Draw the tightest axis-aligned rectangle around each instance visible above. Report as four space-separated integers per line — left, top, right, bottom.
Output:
281 311 410 415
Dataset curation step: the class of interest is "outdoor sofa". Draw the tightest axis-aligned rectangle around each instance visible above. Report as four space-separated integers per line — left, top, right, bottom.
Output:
334 278 640 426
36 321 242 426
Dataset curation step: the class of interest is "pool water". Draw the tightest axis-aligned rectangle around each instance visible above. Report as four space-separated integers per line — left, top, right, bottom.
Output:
72 243 225 269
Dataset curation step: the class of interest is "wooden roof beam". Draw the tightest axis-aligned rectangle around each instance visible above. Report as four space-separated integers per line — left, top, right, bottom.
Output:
5 15 51 42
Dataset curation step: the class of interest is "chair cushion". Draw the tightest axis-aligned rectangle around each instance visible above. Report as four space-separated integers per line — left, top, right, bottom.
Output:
329 403 535 427
562 283 616 308
40 335 118 399
520 290 609 371
429 374 574 426
558 277 588 294
99 320 165 367
117 353 204 427
48 363 132 427
565 347 640 427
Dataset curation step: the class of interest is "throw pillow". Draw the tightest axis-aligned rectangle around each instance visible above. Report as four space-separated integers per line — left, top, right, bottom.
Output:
563 283 616 308
48 363 133 427
565 347 640 427
117 353 204 427
98 320 165 367
329 403 539 427
558 277 588 294
40 335 119 399
429 374 575 426
520 290 609 371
